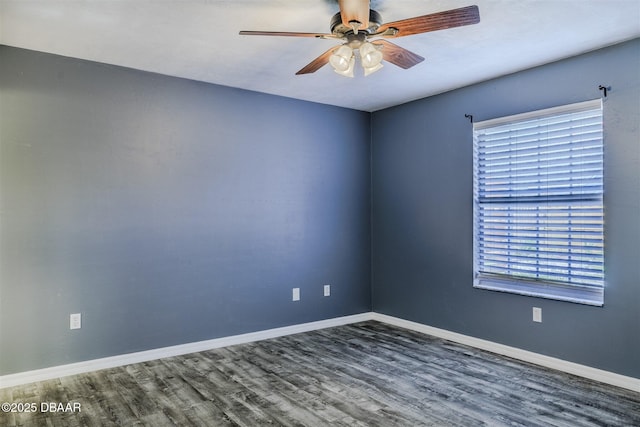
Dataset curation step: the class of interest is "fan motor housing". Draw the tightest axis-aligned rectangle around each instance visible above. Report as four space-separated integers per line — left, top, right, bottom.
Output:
330 10 382 36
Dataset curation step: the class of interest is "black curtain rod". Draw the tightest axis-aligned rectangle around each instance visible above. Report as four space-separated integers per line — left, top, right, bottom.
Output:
599 85 609 97
466 86 608 123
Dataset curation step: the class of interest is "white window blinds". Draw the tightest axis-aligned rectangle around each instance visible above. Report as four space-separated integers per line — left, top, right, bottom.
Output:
473 99 604 306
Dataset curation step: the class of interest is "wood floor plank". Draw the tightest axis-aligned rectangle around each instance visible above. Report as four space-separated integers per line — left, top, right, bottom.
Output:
1 321 638 426
274 332 470 425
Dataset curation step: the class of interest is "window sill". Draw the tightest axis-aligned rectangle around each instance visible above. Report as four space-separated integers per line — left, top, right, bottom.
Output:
474 275 604 306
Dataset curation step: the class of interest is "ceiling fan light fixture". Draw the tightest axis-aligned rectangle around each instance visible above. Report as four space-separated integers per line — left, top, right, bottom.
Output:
334 56 356 77
360 42 383 76
363 62 383 76
329 45 355 77
329 45 353 71
240 4 480 77
360 42 382 68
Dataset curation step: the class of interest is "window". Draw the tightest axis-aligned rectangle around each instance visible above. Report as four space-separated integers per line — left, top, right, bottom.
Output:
473 99 604 306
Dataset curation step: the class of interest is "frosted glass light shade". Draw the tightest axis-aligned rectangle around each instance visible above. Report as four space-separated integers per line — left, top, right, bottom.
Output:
363 62 383 76
330 45 355 77
360 42 383 68
330 45 354 72
335 57 355 77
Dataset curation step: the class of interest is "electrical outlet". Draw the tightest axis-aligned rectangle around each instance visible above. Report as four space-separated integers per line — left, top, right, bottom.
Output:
70 313 82 330
292 288 300 301
323 284 331 297
532 307 542 323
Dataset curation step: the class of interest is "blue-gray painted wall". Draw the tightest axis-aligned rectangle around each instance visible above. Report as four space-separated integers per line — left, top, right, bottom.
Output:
371 39 640 378
1 39 639 379
0 46 371 375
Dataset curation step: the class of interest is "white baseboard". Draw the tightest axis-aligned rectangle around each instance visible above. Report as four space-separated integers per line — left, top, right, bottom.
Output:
371 313 640 393
2 311 638 393
0 313 373 389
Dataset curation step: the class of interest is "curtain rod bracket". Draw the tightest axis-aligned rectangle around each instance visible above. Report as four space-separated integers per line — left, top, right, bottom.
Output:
465 114 473 123
598 85 609 97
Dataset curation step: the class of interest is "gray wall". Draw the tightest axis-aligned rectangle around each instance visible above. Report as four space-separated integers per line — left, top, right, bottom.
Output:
371 39 640 378
2 39 639 380
0 46 371 375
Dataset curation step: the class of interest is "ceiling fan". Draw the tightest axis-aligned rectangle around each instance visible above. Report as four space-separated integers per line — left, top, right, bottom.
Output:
239 0 480 77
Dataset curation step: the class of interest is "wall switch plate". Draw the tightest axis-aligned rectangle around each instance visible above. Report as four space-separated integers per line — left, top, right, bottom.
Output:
70 313 82 330
532 307 542 323
292 288 300 301
323 284 331 297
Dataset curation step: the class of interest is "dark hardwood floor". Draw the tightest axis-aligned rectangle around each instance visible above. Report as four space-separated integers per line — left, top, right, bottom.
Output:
1 321 639 426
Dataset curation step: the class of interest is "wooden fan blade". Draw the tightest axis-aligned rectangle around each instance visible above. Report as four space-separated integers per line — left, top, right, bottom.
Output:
239 31 336 39
296 46 337 75
375 40 425 69
338 0 370 31
378 5 480 38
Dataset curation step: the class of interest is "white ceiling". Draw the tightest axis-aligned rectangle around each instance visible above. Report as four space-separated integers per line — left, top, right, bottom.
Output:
1 0 639 112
